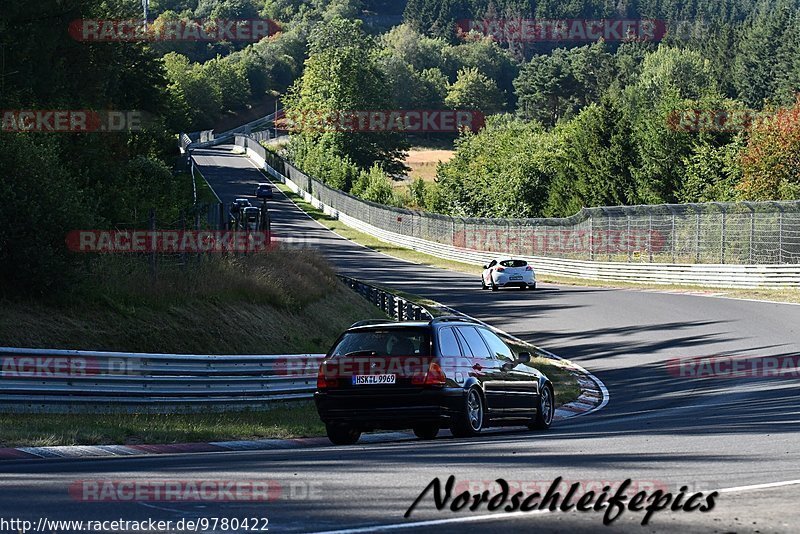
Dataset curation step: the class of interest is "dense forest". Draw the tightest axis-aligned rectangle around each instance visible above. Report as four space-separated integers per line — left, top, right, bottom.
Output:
2 0 800 294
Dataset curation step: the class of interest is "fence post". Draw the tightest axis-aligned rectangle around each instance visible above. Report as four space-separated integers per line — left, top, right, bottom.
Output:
648 214 653 263
179 210 187 270
626 215 632 262
607 212 611 261
720 209 726 264
671 213 676 264
749 207 755 264
695 211 701 263
589 215 594 261
779 210 784 264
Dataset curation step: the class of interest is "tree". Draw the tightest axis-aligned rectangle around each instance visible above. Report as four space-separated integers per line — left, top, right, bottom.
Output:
544 98 638 217
514 49 579 126
738 99 800 200
284 17 408 176
445 67 504 114
434 118 553 217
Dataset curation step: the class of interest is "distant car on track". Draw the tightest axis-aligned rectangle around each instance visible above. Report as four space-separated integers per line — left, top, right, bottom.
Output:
230 198 251 214
255 183 273 200
481 258 536 291
314 316 554 445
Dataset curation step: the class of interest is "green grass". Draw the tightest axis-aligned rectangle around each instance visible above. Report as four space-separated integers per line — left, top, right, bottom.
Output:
0 403 324 448
275 182 800 305
0 252 386 355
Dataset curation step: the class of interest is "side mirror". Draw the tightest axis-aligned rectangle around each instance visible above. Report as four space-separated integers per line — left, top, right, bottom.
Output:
482 264 489 270
517 352 532 364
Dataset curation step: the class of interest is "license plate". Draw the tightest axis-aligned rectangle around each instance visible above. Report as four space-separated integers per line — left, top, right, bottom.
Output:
352 374 396 385
510 275 523 280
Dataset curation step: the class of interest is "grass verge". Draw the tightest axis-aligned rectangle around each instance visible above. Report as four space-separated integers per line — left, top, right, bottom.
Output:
0 402 323 448
0 251 385 354
275 182 800 305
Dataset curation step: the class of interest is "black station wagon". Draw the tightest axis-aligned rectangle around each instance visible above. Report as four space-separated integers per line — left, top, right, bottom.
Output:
314 316 555 445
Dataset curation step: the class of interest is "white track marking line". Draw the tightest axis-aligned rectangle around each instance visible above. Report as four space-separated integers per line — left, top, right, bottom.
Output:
715 479 800 493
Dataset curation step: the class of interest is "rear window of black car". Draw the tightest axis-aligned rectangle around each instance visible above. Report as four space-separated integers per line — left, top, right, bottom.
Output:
332 329 431 357
500 260 527 268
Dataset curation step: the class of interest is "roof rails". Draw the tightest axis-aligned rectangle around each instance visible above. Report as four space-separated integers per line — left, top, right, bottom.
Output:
349 319 395 328
430 315 481 325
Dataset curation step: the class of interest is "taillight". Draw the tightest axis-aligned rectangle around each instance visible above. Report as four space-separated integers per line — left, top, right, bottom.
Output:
412 362 446 386
317 364 337 389
526 266 533 271
495 267 505 272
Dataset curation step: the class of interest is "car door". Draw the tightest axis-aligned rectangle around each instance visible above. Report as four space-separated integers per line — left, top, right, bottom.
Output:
483 260 497 285
478 328 539 415
454 326 505 415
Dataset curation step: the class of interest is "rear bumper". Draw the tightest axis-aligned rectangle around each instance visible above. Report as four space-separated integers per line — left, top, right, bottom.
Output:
493 274 535 286
314 387 466 430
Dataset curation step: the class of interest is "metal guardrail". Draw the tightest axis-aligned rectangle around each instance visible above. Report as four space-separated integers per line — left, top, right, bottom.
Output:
338 275 433 321
0 348 324 414
238 135 800 287
0 277 435 413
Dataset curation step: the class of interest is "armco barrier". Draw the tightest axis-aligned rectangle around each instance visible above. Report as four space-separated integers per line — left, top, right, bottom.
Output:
338 275 432 321
0 348 324 414
237 135 800 288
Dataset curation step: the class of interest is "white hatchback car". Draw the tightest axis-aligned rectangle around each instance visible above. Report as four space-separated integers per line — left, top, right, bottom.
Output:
481 258 536 291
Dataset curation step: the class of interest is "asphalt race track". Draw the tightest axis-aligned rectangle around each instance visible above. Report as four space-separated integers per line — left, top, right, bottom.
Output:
2 146 799 533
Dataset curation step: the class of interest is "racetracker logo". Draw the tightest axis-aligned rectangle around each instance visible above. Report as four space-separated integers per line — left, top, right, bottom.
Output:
278 110 485 133
69 480 283 502
65 230 273 253
456 19 667 43
68 19 280 42
1 110 147 133
667 355 800 378
666 109 775 132
452 229 666 255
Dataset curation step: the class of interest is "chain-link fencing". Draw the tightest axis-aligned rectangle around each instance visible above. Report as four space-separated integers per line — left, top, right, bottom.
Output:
238 136 800 266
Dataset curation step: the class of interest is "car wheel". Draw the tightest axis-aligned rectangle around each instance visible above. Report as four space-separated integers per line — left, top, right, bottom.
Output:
325 423 362 445
481 277 488 290
529 385 555 430
490 280 498 291
451 387 484 438
413 423 439 440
